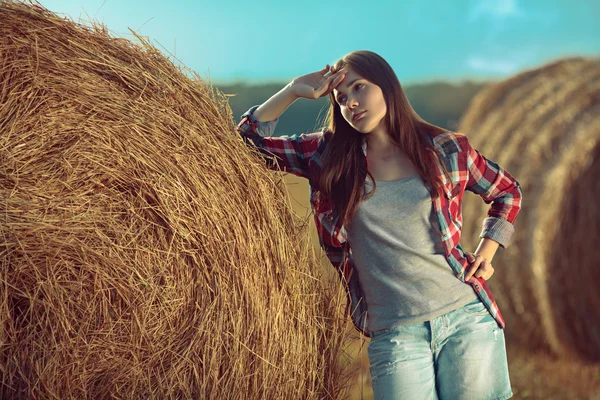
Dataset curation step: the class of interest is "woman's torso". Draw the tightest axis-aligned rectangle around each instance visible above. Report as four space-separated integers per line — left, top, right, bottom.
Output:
347 168 477 333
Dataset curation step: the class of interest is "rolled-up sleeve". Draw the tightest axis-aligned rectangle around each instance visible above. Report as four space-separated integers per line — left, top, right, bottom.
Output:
462 136 523 249
480 216 515 249
238 105 279 137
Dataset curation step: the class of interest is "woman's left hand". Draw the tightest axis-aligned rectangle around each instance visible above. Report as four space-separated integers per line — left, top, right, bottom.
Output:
464 253 494 281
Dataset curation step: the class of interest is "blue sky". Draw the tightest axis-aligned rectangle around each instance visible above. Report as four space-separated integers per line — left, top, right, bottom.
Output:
40 0 599 85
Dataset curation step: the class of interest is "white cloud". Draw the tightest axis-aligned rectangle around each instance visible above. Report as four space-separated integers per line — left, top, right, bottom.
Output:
468 0 526 22
466 57 520 74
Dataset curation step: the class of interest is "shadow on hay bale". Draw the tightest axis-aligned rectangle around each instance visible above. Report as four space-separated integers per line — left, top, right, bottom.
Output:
458 57 600 362
0 1 355 398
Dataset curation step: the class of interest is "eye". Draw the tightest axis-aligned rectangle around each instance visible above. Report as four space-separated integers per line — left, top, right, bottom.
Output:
337 83 363 105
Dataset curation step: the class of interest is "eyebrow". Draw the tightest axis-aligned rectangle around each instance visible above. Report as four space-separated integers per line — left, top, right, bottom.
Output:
335 78 361 99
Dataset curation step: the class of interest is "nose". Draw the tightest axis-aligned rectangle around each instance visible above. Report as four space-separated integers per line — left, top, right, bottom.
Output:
346 93 359 111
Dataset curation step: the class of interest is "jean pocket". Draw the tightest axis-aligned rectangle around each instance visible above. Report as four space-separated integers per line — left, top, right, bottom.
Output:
461 298 490 316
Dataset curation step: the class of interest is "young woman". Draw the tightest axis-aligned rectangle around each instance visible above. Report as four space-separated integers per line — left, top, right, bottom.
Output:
236 50 521 400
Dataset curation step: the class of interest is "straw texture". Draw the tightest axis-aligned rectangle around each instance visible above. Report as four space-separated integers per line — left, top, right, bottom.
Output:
0 1 354 398
458 57 600 362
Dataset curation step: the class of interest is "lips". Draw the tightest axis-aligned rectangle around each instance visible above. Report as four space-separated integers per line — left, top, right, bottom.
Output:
353 111 366 121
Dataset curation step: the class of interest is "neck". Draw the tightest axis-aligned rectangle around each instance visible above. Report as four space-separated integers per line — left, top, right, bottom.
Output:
365 130 399 156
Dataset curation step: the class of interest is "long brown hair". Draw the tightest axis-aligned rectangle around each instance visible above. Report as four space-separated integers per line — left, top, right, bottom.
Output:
317 50 452 226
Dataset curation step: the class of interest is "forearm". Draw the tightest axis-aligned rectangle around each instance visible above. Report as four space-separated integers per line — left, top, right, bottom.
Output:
253 84 299 122
473 237 500 263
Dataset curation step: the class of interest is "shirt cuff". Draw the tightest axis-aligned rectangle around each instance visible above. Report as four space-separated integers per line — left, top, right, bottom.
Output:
479 216 515 249
240 105 279 137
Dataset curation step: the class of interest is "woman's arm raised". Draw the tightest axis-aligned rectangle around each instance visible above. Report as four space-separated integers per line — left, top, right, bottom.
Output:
252 84 298 123
236 65 346 179
254 64 347 123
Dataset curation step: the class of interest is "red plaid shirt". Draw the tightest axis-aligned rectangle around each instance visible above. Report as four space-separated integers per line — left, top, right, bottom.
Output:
236 105 523 338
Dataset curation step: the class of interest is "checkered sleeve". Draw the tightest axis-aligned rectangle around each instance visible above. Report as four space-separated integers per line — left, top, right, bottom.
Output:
236 105 324 179
463 136 523 249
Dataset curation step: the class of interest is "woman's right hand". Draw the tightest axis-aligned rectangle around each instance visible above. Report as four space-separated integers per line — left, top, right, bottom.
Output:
290 65 347 100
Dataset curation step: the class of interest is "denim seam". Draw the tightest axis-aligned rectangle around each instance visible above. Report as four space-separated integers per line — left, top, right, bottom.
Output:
493 390 513 400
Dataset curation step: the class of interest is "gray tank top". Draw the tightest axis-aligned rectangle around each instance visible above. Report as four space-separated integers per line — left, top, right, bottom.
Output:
346 174 478 334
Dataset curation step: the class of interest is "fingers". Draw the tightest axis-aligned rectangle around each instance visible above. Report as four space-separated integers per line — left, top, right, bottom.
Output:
328 69 347 88
466 252 475 263
464 255 480 281
473 262 494 280
313 65 347 98
464 253 494 281
322 64 337 77
317 70 345 97
464 252 477 279
322 64 346 77
330 71 345 87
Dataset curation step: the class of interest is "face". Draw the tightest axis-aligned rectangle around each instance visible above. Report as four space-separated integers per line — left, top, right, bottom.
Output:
332 67 387 135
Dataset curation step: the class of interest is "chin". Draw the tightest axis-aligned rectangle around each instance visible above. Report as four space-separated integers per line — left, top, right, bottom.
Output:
355 123 373 133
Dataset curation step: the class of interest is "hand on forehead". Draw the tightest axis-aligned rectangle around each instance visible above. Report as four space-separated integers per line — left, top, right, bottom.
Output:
333 68 361 95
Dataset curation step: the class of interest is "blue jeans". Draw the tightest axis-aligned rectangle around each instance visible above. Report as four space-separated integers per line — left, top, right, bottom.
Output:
367 297 513 400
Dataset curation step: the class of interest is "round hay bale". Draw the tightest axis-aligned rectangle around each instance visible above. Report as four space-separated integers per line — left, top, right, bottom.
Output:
458 57 600 361
0 1 353 398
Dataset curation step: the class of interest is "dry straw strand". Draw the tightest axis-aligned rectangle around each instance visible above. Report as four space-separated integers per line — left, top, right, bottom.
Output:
0 1 356 398
458 56 600 362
